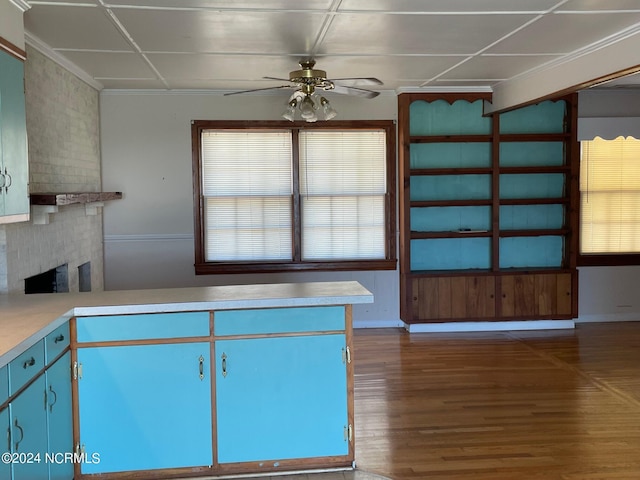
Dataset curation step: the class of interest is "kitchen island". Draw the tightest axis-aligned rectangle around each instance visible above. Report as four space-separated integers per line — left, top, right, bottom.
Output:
0 281 373 480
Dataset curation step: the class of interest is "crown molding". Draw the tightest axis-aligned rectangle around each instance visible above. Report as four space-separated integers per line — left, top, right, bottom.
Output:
24 31 104 91
9 0 31 12
396 86 493 94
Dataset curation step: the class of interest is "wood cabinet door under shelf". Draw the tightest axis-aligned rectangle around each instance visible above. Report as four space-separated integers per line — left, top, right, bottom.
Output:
411 275 496 321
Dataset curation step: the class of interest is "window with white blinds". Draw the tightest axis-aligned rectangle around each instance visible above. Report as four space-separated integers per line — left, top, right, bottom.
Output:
580 136 640 254
299 130 387 260
194 121 396 272
202 130 293 261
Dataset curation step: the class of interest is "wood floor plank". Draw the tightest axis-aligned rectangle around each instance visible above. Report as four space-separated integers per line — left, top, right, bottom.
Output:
353 323 640 479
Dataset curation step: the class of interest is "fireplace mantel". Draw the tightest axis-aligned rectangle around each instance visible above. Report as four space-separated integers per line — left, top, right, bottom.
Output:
29 191 122 224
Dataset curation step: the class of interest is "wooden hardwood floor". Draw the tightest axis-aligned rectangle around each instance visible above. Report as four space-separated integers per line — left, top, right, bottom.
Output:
353 323 640 480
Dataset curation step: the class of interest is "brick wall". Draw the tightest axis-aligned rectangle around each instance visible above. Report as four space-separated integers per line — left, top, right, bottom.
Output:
0 45 104 294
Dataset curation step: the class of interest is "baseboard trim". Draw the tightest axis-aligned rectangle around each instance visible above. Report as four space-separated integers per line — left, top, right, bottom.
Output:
354 319 404 329
404 320 576 333
576 313 640 323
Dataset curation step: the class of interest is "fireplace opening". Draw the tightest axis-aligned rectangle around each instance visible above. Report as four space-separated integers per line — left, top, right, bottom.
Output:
25 264 69 294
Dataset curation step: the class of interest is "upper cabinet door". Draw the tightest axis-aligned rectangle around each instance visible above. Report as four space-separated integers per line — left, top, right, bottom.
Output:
0 49 29 222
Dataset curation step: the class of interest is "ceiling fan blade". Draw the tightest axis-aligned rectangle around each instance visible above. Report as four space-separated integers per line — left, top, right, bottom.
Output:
331 84 380 99
330 77 383 86
263 76 294 82
223 85 293 96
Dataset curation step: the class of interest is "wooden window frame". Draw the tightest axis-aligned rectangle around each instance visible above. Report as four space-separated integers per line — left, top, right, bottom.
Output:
192 120 397 274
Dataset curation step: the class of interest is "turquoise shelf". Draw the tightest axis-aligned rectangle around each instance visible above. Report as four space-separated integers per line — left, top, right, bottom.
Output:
499 100 566 134
500 173 565 199
500 236 564 268
410 142 492 169
409 99 492 136
411 238 491 271
499 141 565 167
411 174 491 201
500 204 564 230
411 206 492 232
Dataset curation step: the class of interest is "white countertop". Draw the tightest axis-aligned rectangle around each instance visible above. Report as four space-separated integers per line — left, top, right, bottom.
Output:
0 281 373 368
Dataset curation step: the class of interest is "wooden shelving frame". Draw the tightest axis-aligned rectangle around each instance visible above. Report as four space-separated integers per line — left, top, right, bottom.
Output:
398 92 579 324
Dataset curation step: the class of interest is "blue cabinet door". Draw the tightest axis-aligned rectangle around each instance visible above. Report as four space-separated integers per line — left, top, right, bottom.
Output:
0 408 10 480
10 376 49 480
77 343 212 474
215 334 349 464
46 352 73 480
0 49 29 219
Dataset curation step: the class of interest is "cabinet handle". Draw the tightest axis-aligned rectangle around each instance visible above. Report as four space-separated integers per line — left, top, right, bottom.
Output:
221 353 227 378
198 355 205 380
0 172 5 188
48 385 58 412
54 334 65 343
23 357 36 369
4 168 11 192
13 419 24 452
342 346 352 365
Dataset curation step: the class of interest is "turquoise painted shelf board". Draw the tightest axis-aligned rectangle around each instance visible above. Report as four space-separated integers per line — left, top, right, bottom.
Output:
216 334 348 463
500 173 565 199
500 141 565 167
409 99 492 136
500 236 564 268
500 204 564 230
411 206 491 232
214 306 345 336
411 174 491 201
411 238 491 271
500 100 566 134
410 142 492 169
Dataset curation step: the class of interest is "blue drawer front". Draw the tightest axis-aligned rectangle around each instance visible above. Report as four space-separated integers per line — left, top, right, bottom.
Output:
46 322 70 364
76 312 210 343
9 340 45 395
0 365 8 404
214 306 345 336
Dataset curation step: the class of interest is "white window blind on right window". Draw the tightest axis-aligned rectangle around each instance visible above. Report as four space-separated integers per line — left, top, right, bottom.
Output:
580 135 640 254
299 130 387 260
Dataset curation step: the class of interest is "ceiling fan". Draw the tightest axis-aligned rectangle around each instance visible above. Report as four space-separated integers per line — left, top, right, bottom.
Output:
224 59 383 122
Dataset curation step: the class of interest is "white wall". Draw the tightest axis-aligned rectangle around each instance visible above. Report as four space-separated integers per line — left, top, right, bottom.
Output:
100 91 402 327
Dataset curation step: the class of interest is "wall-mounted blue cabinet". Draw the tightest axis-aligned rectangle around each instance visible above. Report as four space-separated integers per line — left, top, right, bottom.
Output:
0 47 29 224
399 93 578 323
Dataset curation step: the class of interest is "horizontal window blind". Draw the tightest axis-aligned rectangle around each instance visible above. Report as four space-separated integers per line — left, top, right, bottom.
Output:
299 130 387 260
580 136 640 254
202 130 292 261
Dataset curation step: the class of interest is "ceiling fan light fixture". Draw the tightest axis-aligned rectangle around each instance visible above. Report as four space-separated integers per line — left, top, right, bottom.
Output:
320 96 337 120
299 95 318 122
282 98 298 121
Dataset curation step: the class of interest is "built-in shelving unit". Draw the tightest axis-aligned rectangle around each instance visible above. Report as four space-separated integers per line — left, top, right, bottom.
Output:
398 93 579 324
